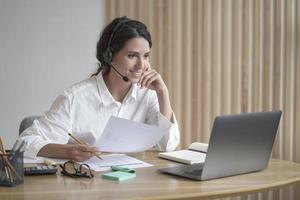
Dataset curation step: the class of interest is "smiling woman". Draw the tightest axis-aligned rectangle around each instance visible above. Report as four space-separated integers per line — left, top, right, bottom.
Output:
17 16 180 161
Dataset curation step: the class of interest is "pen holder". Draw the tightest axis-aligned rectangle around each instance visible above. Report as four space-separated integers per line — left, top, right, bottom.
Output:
0 150 24 187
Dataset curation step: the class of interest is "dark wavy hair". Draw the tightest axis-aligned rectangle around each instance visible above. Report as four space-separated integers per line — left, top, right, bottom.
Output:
92 16 152 76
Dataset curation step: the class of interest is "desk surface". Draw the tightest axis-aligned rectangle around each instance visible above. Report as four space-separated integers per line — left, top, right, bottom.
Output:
1 151 300 200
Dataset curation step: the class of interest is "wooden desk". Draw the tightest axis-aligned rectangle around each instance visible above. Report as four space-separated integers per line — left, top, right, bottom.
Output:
1 151 300 200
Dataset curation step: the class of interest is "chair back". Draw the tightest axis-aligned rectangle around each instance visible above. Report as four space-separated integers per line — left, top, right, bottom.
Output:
19 116 40 135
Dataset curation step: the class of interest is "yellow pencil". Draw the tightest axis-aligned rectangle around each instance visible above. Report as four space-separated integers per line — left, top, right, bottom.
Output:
68 133 102 160
68 133 85 145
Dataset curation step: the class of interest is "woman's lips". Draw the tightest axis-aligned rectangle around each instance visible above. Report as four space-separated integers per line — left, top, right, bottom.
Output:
130 71 143 77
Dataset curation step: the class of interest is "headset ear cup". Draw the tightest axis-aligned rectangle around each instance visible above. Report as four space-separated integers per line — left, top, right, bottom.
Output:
103 48 113 64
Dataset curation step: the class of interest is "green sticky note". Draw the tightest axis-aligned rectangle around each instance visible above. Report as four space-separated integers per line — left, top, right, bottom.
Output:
102 171 136 182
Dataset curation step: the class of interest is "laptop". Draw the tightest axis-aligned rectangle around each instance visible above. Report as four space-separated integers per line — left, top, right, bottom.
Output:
159 111 282 181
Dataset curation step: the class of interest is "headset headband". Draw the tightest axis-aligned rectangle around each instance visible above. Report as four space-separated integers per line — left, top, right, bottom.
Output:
107 17 130 51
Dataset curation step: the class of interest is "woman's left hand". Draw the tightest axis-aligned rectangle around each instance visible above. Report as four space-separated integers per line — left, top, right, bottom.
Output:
138 63 168 93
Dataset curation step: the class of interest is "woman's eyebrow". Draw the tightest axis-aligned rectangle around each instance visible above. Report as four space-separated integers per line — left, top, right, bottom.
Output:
127 51 139 54
127 51 151 54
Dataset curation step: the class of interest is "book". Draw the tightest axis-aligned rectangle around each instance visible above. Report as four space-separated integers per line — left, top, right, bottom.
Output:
158 142 208 165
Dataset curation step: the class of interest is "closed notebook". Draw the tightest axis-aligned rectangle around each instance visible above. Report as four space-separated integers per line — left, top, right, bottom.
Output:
158 142 208 165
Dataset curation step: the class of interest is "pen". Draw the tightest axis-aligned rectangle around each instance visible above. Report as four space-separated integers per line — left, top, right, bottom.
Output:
68 133 102 160
111 166 135 173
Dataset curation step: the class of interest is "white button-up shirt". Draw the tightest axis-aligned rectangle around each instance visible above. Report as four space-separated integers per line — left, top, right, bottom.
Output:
19 73 180 158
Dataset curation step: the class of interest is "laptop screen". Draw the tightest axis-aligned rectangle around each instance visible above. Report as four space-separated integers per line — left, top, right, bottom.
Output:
201 111 282 180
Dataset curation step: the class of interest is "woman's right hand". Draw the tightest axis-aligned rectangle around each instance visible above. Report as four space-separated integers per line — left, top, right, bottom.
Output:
38 143 99 162
64 144 98 162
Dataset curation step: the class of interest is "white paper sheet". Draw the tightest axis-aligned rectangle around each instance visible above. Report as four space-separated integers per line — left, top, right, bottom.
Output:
84 154 153 172
93 116 164 153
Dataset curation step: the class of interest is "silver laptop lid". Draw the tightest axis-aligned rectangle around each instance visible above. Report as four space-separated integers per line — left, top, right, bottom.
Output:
201 111 282 180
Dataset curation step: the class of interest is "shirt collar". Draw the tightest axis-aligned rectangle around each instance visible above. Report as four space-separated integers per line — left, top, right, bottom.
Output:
126 83 137 102
96 72 137 106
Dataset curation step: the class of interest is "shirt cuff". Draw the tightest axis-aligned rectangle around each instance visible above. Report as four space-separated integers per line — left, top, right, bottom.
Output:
157 112 177 130
23 139 51 158
157 113 180 151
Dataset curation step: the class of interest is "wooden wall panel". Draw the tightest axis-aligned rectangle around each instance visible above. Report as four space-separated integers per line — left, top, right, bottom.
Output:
106 0 300 164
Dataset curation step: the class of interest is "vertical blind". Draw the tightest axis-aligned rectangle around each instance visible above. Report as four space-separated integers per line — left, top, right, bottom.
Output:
106 0 300 163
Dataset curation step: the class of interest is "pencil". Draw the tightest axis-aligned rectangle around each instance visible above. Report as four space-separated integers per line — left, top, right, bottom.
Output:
68 133 102 160
68 133 85 145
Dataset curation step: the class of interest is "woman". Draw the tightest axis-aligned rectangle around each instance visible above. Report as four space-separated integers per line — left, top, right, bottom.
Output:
18 16 180 161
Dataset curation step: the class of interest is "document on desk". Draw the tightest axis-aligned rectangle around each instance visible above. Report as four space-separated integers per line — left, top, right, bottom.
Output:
93 116 165 153
84 154 153 172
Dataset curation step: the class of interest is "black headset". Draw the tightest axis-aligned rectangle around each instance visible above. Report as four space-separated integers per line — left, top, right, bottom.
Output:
102 17 130 64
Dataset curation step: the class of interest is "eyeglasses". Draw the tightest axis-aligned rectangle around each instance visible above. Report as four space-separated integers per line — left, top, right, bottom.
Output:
59 160 94 178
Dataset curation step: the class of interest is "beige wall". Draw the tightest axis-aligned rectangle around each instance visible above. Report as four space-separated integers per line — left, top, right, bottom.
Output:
107 0 300 163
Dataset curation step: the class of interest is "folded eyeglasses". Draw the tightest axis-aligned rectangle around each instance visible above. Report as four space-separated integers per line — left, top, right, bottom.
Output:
59 160 94 178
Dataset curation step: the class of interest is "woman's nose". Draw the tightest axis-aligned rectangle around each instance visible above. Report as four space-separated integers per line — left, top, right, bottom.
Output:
136 57 144 69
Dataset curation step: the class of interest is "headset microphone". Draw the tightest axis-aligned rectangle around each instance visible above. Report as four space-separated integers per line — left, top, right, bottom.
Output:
111 64 129 82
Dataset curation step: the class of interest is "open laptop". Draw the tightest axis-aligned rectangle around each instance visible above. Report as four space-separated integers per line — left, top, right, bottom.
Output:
159 110 282 181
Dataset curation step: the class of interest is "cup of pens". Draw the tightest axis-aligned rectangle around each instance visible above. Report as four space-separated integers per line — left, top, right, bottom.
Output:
0 150 24 187
0 139 24 187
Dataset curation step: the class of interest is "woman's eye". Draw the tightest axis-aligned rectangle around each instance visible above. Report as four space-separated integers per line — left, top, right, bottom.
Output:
128 54 135 58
